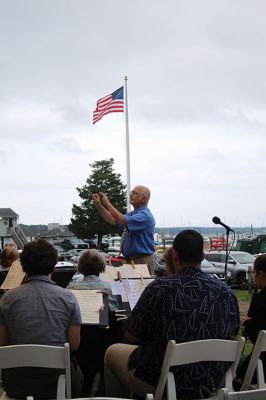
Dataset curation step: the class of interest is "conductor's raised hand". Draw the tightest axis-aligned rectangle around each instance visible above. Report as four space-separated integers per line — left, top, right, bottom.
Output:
99 192 110 207
92 193 101 207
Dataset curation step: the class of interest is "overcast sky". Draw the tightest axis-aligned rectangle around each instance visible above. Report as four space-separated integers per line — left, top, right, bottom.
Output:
1 0 266 228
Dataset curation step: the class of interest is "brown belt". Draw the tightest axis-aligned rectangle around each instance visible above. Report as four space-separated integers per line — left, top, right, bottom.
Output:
125 254 152 262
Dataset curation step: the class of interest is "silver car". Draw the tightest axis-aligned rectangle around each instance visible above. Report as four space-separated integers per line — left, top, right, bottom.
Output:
154 255 227 280
205 251 255 289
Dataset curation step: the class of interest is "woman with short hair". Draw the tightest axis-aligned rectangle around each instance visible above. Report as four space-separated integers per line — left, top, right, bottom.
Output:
67 249 118 311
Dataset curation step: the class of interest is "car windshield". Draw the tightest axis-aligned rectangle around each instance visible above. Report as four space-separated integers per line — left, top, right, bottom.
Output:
54 246 65 252
201 259 214 268
232 253 255 264
70 238 84 244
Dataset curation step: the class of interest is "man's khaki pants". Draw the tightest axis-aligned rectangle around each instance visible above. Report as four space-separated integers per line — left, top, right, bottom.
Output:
130 254 155 275
104 343 155 398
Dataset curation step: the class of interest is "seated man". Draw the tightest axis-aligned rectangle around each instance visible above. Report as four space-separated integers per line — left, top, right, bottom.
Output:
0 239 83 399
104 229 240 399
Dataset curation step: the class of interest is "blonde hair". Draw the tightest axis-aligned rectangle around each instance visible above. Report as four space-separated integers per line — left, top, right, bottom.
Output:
163 247 175 276
1 245 19 268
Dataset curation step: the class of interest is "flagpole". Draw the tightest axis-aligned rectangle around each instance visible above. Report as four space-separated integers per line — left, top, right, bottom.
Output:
124 76 131 212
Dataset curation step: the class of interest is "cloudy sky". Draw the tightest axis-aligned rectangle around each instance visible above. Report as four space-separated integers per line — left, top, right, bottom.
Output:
1 0 266 228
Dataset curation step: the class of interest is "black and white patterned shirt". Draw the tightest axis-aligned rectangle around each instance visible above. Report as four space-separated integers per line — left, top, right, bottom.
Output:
127 268 240 399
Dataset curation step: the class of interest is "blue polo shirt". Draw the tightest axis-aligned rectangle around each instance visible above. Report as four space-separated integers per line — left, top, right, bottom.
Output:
119 205 155 258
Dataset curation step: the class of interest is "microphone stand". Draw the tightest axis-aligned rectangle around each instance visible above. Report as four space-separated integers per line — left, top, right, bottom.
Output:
224 226 230 282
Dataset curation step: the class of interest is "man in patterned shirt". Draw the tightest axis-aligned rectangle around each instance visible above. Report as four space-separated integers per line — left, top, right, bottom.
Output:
104 229 240 399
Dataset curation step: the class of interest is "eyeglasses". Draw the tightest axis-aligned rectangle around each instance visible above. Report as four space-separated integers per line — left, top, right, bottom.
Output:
131 190 142 196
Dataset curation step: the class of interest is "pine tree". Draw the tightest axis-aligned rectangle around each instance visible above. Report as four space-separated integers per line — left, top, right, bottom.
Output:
69 158 127 244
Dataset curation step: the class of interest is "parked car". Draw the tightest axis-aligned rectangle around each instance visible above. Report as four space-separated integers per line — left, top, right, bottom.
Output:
83 239 98 249
200 258 228 280
154 254 228 281
82 238 109 252
53 245 73 261
59 237 88 251
107 246 120 258
204 251 255 289
54 261 75 269
66 249 85 258
253 253 266 258
64 249 86 263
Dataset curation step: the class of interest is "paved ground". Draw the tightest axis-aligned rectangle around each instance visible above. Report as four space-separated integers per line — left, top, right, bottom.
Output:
239 300 249 318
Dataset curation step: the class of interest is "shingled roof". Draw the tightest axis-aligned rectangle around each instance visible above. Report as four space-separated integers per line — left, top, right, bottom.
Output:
41 227 74 238
0 208 19 218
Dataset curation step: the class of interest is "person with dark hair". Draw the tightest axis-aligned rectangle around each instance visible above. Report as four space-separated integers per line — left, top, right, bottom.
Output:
0 239 83 399
104 229 240 399
67 249 118 311
93 185 155 274
235 254 266 387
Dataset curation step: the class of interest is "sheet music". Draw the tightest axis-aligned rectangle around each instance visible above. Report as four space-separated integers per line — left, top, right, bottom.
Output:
69 290 103 324
0 261 26 290
118 264 150 279
111 280 129 302
111 278 154 308
127 278 154 310
111 280 124 295
100 264 150 282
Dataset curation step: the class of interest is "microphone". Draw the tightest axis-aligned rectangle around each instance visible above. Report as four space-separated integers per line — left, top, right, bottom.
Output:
212 216 234 233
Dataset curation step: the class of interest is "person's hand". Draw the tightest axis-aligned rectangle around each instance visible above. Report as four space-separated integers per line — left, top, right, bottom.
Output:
241 314 251 325
92 193 102 207
99 192 110 207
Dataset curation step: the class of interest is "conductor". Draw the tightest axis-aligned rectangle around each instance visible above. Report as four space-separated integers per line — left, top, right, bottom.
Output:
93 185 155 274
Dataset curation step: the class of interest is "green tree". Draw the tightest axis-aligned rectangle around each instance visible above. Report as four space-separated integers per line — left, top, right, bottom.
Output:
69 158 127 244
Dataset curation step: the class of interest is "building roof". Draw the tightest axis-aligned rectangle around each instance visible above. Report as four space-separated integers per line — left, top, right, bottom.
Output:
41 227 74 238
0 208 19 218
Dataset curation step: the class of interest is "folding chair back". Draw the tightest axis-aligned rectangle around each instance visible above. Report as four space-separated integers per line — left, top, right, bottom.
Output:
154 336 245 400
0 343 71 399
217 387 266 400
240 330 266 390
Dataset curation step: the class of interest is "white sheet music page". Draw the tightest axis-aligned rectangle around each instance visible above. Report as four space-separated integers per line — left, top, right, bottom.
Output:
113 264 150 279
127 278 154 310
1 260 26 290
111 280 129 302
69 290 103 324
111 280 124 295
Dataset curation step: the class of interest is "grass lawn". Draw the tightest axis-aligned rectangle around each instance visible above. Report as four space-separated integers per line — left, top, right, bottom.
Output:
233 289 253 354
233 289 253 303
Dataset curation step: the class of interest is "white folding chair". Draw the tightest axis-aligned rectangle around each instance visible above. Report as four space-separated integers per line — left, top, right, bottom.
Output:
217 387 266 400
73 398 132 400
240 330 266 391
150 336 245 400
0 343 71 400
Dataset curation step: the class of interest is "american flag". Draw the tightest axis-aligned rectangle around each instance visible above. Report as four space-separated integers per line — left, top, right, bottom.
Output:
93 86 124 124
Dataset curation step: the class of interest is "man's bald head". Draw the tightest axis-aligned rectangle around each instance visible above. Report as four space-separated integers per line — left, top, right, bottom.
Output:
135 185 150 200
130 185 151 209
